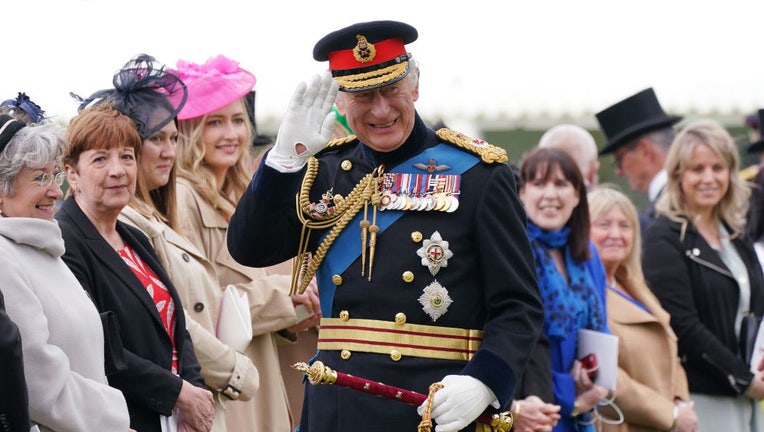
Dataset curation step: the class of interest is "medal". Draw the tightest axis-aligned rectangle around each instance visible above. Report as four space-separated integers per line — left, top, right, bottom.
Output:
309 189 337 218
376 172 461 212
416 231 453 275
418 280 453 322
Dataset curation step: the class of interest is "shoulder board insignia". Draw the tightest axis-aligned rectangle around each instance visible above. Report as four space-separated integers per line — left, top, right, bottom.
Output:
324 135 358 150
435 128 508 164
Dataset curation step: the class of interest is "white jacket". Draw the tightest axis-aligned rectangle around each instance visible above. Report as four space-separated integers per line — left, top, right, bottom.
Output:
0 217 129 432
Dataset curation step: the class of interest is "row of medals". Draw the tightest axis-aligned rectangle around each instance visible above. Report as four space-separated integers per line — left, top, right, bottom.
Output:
378 173 461 213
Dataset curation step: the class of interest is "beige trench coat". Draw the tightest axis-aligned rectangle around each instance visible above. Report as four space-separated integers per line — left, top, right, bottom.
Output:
176 178 298 432
119 205 261 432
600 280 690 432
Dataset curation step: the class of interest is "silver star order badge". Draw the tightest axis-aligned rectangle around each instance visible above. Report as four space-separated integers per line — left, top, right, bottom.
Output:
416 231 453 276
418 280 453 322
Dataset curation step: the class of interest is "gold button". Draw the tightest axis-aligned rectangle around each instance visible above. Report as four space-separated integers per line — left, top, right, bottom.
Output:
390 349 402 361
402 271 414 283
411 231 423 243
332 274 343 286
395 313 406 324
341 349 351 360
341 160 352 171
339 310 350 321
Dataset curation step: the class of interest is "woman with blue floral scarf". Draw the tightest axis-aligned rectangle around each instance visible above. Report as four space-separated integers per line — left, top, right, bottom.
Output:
518 147 611 432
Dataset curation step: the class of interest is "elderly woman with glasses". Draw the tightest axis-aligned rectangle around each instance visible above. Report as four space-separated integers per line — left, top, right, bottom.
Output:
0 115 131 431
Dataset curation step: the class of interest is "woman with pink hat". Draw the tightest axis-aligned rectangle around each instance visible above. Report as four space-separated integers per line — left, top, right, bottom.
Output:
170 55 321 432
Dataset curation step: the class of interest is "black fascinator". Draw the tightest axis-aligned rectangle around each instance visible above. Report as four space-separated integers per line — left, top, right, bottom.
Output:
71 54 187 140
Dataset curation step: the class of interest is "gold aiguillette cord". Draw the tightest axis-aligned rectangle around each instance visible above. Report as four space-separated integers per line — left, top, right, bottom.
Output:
291 160 385 294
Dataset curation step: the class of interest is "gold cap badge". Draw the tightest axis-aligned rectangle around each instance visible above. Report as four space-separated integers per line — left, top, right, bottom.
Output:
353 34 376 63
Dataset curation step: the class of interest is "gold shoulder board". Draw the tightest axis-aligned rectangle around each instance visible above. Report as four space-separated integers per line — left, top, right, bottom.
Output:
323 135 359 150
435 128 508 164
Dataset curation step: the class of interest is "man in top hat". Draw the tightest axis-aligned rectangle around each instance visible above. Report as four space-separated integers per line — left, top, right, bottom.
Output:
595 87 682 232
228 20 543 432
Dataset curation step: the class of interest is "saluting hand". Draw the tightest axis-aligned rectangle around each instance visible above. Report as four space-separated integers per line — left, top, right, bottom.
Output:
266 72 339 172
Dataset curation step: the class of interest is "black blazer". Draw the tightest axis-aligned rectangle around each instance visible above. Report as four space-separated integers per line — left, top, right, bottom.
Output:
643 215 764 396
55 197 204 432
0 290 29 432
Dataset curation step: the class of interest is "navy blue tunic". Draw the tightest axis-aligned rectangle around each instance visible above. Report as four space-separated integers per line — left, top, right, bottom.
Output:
228 115 543 431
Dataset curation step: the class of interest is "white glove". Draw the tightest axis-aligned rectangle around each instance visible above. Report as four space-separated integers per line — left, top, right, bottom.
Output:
417 375 499 432
265 71 339 173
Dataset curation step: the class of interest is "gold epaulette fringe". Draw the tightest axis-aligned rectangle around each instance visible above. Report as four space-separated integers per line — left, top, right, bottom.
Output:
322 135 359 151
435 128 508 164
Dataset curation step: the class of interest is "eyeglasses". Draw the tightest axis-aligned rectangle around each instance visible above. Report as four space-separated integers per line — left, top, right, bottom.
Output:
612 142 640 169
33 171 66 188
612 155 624 169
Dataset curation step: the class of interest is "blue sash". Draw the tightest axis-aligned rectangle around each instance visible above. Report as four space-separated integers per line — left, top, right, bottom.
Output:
316 143 479 316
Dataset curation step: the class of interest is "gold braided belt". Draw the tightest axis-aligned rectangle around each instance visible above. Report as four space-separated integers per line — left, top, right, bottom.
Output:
317 318 483 362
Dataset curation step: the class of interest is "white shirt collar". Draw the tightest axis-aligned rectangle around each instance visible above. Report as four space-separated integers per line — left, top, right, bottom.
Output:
648 170 668 203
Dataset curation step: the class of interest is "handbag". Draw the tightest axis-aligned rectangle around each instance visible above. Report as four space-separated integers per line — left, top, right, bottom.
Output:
100 311 127 375
739 313 762 368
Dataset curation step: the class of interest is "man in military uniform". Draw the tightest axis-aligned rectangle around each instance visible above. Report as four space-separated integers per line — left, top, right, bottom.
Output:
228 20 543 432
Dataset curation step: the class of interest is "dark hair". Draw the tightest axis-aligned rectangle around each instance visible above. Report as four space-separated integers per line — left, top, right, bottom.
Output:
747 170 764 241
520 147 591 262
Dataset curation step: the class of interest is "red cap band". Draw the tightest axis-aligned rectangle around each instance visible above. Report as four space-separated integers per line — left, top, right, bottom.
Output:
328 38 406 71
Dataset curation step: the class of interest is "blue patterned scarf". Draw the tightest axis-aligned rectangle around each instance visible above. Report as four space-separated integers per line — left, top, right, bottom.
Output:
527 221 604 339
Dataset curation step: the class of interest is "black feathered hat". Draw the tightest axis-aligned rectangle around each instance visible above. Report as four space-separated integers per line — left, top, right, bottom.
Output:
71 54 187 140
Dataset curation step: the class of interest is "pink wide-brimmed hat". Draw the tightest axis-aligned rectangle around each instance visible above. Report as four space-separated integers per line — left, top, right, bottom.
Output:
168 55 256 120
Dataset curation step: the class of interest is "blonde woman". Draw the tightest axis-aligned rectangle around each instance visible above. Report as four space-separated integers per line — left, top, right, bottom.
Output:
589 185 696 432
169 55 320 432
643 119 764 431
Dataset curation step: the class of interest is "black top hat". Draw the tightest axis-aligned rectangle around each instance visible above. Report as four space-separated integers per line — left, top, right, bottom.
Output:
313 20 418 92
595 88 682 155
747 109 764 154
